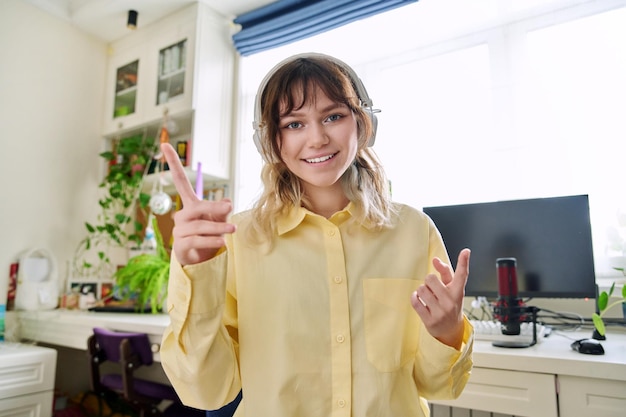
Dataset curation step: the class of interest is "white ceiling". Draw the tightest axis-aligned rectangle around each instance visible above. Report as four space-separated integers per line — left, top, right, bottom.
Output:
23 0 276 42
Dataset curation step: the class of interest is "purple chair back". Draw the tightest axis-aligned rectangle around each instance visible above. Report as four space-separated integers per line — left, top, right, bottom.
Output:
93 327 154 365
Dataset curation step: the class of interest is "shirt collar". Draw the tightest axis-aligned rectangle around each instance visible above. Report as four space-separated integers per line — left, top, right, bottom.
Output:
276 202 359 235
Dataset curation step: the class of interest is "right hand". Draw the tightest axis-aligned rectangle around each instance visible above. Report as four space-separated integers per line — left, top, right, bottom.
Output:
160 143 235 265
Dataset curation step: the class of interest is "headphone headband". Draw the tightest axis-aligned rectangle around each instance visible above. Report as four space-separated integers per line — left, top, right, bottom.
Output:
252 52 379 158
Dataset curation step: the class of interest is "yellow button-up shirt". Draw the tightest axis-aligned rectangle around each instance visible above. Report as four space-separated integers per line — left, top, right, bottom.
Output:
161 203 473 417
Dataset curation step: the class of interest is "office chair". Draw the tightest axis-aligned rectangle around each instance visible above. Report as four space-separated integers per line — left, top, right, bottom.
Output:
87 327 205 417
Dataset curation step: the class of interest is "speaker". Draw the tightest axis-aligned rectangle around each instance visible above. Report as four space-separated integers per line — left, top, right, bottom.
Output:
252 53 379 158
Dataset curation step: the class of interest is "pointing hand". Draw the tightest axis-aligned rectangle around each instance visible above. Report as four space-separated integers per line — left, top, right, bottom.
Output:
411 248 471 349
160 143 235 265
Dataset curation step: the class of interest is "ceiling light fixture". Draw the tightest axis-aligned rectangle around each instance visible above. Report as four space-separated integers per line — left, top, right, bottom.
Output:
127 10 138 30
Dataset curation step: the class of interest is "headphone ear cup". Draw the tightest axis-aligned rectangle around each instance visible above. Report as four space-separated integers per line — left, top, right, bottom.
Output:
367 109 377 147
253 128 263 156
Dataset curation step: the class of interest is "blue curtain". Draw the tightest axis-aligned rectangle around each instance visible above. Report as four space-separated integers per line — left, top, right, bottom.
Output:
232 0 418 56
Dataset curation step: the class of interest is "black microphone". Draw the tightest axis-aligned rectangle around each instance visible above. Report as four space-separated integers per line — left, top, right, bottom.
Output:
495 257 523 335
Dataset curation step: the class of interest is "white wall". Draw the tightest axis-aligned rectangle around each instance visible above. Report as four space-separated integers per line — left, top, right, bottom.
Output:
0 0 107 305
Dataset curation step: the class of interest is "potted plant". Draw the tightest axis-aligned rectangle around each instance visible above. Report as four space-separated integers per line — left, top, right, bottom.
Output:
592 282 626 337
113 216 170 313
73 133 157 280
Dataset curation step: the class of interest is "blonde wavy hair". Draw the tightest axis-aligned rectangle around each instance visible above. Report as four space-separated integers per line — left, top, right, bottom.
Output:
248 54 396 244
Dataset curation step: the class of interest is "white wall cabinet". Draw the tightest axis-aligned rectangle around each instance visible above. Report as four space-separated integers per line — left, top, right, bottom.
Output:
102 3 233 182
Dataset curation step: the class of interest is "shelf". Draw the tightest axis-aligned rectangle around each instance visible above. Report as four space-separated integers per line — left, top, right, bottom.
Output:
116 86 137 96
104 109 193 142
159 67 185 80
141 166 227 197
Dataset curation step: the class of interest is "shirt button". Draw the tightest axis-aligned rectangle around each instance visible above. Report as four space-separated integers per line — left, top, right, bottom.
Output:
336 334 345 343
338 399 346 408
328 229 336 236
333 276 342 284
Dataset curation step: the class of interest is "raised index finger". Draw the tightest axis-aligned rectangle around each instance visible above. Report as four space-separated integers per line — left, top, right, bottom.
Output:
161 142 198 205
451 248 471 291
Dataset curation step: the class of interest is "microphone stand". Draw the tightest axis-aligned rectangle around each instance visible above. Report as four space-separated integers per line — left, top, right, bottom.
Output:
491 305 540 348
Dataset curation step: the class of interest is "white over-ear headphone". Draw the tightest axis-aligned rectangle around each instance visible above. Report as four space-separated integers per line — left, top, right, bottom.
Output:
252 52 380 158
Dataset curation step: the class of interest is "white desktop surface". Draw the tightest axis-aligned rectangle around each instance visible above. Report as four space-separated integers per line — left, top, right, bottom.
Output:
7 309 626 374
7 309 170 360
8 309 626 372
472 331 626 381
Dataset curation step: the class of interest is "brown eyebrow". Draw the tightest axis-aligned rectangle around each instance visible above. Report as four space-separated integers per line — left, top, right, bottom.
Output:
281 102 348 118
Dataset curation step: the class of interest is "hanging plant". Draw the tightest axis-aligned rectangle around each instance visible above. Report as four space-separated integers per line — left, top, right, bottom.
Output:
73 132 157 279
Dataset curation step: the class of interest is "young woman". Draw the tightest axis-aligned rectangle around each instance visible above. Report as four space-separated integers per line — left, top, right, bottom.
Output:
160 53 473 417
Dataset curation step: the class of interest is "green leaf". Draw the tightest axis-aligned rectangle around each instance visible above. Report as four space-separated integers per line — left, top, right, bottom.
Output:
622 284 626 299
115 213 130 224
85 222 95 233
608 282 616 298
592 313 606 336
100 151 115 161
133 220 144 232
597 291 609 311
138 193 151 208
152 217 169 262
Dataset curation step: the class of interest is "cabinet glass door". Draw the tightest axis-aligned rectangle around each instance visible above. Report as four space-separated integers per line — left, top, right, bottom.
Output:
114 60 139 118
157 39 187 105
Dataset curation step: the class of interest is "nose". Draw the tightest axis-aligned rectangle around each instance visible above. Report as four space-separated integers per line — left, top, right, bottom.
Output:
308 123 329 147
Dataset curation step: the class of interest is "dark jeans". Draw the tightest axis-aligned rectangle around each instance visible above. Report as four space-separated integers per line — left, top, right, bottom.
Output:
205 390 242 417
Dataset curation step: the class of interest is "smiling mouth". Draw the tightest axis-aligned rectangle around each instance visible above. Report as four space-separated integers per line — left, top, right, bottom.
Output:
305 153 337 164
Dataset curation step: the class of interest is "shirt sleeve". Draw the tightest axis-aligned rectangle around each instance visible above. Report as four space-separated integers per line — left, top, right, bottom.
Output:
160 250 242 410
413 318 474 400
411 214 474 400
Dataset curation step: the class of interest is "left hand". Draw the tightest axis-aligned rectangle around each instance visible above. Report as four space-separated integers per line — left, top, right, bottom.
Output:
411 248 471 350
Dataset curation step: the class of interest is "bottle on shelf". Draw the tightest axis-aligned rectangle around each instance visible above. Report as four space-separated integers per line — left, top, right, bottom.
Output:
142 213 157 254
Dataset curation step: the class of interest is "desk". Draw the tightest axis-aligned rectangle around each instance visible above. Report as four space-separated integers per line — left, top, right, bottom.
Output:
7 310 626 416
6 310 169 361
431 331 626 417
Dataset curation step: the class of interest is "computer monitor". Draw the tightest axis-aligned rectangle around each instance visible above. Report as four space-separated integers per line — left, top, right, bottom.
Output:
423 194 597 299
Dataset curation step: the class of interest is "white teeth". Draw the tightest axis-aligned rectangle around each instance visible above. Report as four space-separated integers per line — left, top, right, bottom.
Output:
306 154 335 163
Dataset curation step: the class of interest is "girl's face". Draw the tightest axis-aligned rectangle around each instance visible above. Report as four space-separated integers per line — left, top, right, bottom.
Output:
278 86 359 197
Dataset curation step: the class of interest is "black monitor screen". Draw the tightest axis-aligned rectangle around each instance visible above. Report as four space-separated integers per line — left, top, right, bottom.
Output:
423 195 597 299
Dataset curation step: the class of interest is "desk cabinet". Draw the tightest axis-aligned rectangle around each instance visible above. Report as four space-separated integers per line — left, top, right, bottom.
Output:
432 367 558 417
558 375 626 417
0 343 57 417
430 335 626 417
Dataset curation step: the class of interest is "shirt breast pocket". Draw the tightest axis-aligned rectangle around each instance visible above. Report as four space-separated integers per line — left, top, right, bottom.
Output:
363 278 421 372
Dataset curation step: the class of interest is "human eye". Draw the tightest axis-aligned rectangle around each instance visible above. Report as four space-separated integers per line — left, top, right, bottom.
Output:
283 120 302 129
326 113 343 123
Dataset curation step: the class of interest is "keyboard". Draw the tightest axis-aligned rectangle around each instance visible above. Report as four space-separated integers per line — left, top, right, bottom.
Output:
470 320 548 343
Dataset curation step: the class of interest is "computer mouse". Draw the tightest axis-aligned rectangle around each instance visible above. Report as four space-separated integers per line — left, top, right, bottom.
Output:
571 338 605 355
